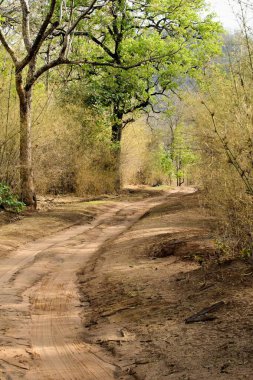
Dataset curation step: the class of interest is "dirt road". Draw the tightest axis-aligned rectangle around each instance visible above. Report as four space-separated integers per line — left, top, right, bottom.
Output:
78 191 253 380
0 193 171 379
1 189 252 380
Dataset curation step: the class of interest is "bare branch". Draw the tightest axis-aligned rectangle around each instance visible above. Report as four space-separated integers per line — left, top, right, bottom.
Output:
202 100 253 195
122 117 135 128
17 0 58 71
0 29 18 65
19 0 31 52
66 0 99 36
59 0 102 60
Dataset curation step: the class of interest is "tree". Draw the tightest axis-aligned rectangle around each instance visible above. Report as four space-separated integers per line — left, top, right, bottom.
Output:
0 0 222 204
60 0 222 186
170 123 197 186
71 0 222 139
0 0 109 206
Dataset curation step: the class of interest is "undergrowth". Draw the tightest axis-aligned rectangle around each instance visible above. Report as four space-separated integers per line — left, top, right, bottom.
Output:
0 183 25 212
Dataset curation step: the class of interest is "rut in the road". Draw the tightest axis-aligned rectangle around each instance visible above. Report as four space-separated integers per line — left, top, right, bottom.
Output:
0 198 164 380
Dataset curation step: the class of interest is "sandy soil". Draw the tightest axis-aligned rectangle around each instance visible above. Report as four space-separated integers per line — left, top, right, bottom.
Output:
0 188 252 380
78 191 253 380
0 189 170 379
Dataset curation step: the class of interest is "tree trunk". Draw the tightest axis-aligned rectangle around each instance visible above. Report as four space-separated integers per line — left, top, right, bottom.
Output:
111 112 123 191
16 73 36 208
112 119 123 143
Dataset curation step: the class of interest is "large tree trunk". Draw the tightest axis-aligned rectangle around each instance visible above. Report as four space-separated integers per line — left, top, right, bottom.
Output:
16 73 36 208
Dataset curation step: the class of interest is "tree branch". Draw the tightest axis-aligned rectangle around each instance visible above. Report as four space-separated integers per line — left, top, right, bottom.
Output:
202 100 253 195
73 31 115 59
25 55 168 90
66 0 99 36
59 0 102 60
19 0 31 52
17 0 57 71
122 117 135 128
125 98 150 114
0 29 18 65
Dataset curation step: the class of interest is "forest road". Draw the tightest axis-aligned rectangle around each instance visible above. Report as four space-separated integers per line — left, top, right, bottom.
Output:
0 192 177 380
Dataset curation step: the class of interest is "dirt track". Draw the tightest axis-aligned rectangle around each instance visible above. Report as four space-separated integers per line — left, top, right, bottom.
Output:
0 189 252 380
78 191 253 380
0 192 171 379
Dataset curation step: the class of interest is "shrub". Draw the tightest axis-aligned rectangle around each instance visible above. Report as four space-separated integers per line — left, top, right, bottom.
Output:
0 183 25 212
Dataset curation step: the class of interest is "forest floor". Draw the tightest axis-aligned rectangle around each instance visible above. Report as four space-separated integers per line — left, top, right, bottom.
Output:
0 188 252 379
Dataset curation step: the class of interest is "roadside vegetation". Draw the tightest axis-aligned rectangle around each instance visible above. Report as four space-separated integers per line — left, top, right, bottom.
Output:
186 1 253 260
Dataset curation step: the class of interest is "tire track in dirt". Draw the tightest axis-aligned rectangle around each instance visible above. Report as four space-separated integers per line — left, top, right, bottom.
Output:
0 197 166 380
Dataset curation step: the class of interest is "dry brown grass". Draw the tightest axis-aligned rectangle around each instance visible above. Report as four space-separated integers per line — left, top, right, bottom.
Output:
121 117 172 186
186 49 253 257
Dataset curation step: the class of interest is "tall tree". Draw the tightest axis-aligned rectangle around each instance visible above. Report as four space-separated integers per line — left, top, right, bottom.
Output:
0 0 109 206
71 0 222 143
0 0 222 204
61 0 222 186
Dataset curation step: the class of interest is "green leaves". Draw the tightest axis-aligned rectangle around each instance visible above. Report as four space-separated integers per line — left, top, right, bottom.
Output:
61 0 223 144
79 0 222 101
158 148 174 175
0 183 25 213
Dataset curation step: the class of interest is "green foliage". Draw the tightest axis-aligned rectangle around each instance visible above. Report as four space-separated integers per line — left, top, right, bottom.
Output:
157 124 197 183
0 183 25 212
0 0 224 200
172 124 197 169
158 148 174 176
133 121 197 187
64 0 223 140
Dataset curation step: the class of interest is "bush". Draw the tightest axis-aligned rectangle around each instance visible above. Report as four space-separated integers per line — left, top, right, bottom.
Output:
185 32 253 258
75 143 119 195
0 183 25 212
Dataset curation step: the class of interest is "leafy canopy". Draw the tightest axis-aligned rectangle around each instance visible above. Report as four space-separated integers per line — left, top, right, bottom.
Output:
70 0 223 121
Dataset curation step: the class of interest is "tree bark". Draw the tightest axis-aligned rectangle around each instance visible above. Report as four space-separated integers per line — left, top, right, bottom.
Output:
16 73 36 208
112 118 123 143
111 110 123 191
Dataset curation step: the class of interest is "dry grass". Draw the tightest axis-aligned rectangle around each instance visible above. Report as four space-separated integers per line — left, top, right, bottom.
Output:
186 50 253 257
121 117 172 186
